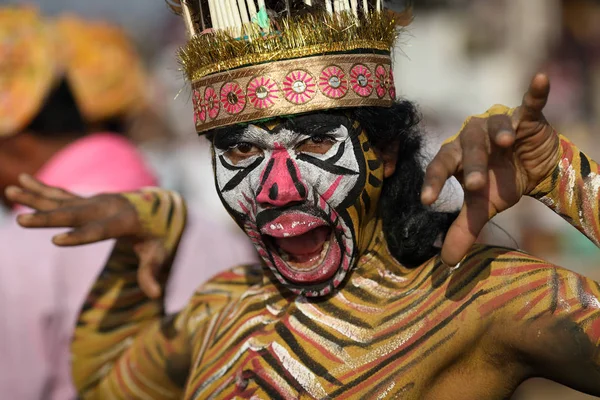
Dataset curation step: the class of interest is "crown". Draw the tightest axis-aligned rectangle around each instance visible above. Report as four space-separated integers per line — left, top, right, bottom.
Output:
168 0 411 133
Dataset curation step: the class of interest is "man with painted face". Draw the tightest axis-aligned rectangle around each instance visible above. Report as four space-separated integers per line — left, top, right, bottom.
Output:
7 1 600 399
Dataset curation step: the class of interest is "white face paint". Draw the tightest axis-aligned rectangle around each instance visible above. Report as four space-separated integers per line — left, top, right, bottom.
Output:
212 115 374 297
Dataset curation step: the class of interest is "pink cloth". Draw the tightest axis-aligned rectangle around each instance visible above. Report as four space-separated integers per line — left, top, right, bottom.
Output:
0 133 256 399
36 132 157 195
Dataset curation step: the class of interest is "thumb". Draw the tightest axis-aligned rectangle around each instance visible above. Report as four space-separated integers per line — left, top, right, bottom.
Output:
135 241 169 299
441 194 497 266
513 73 550 128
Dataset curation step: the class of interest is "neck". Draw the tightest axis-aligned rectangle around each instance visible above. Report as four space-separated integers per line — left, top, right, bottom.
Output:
353 218 417 281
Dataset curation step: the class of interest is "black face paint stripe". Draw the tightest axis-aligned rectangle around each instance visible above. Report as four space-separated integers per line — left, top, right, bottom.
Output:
221 157 264 192
256 157 276 196
368 159 382 171
297 153 359 176
368 173 383 188
268 183 278 200
325 140 346 164
218 155 247 171
286 158 307 198
361 191 371 214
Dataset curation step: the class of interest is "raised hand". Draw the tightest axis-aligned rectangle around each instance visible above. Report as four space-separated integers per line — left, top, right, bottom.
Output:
421 74 560 266
5 175 186 298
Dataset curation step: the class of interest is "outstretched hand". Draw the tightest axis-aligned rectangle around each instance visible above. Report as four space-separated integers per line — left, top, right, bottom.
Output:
421 74 560 266
5 175 185 299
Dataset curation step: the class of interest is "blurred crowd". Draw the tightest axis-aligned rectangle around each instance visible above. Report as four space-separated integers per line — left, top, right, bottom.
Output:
0 0 598 399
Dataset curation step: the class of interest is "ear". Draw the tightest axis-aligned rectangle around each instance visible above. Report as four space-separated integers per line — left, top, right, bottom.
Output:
381 140 400 178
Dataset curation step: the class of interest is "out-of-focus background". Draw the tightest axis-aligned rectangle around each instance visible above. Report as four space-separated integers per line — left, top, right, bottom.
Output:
2 0 599 398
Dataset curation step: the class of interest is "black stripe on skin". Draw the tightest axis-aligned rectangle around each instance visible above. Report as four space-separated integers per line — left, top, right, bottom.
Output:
297 153 359 176
368 159 382 171
361 191 371 214
151 192 160 215
275 322 343 385
268 183 279 200
286 158 307 198
218 154 248 171
329 291 481 397
368 173 383 188
324 140 346 164
580 152 591 178
550 268 559 314
256 157 275 197
221 156 265 192
166 191 175 229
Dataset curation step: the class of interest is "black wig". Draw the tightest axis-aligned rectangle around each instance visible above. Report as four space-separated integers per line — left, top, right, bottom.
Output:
352 101 458 267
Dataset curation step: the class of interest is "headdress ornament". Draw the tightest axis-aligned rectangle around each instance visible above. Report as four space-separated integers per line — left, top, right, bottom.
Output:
169 0 412 133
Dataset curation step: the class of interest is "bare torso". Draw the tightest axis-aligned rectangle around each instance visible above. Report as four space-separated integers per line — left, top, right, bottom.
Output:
183 243 577 399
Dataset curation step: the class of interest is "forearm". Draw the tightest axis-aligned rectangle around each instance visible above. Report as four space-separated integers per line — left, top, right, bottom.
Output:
72 189 188 399
529 134 600 246
71 241 175 398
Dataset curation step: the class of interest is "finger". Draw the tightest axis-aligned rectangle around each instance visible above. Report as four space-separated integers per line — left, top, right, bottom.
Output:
422 143 461 205
487 114 515 148
5 186 71 212
52 215 136 246
137 243 166 299
441 193 496 266
517 73 550 124
18 174 78 200
460 121 489 191
16 203 100 229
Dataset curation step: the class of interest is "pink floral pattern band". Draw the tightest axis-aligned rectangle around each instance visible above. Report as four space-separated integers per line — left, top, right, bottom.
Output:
191 54 395 133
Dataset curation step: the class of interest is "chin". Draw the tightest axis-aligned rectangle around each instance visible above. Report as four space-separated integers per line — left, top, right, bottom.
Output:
250 204 355 297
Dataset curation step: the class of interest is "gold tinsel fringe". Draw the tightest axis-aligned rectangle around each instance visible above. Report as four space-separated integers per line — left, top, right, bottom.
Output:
178 11 403 82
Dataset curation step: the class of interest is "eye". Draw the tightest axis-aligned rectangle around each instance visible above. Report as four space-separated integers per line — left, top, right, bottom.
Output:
225 142 263 165
296 135 336 155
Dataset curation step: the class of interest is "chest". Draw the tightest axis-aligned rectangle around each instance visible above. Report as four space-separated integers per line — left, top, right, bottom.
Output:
183 287 481 399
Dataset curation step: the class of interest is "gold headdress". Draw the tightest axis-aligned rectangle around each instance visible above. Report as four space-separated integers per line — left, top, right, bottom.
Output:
170 0 412 133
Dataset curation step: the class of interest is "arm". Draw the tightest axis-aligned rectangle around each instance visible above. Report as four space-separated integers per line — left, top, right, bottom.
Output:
480 250 600 395
73 241 190 399
72 189 191 399
529 134 600 246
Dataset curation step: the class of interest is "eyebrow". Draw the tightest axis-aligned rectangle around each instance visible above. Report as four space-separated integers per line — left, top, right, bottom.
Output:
212 126 246 149
282 113 349 136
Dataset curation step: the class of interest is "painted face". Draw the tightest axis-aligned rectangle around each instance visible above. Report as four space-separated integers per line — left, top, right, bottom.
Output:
211 113 384 297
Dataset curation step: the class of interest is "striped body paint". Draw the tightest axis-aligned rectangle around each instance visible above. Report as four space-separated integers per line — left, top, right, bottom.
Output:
71 137 600 399
213 114 383 296
531 134 600 246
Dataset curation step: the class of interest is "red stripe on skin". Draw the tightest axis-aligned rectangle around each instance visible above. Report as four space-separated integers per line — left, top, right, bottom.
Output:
513 288 552 320
322 175 343 202
477 277 551 317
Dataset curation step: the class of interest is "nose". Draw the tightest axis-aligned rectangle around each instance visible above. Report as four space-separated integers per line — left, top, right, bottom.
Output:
257 148 308 207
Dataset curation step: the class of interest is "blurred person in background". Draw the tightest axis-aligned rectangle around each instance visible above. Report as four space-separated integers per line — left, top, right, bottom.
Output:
0 7 254 399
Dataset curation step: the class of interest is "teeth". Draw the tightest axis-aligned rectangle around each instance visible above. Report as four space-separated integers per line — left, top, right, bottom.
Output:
320 240 330 259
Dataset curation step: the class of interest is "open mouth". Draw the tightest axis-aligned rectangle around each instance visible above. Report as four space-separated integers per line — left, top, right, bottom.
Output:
260 212 341 284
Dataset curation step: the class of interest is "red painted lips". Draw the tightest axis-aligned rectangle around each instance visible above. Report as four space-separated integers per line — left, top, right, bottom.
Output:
260 212 341 284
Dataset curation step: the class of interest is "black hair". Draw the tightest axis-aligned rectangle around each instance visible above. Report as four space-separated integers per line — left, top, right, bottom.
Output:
24 78 86 138
351 101 458 267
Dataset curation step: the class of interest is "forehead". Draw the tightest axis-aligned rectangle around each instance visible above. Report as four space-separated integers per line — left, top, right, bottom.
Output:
212 113 351 144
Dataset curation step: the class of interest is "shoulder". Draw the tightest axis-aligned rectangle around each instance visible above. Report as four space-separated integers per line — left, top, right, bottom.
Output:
433 244 559 303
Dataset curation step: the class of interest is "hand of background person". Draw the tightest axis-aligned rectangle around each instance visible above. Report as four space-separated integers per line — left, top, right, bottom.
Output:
5 175 186 299
421 74 560 266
